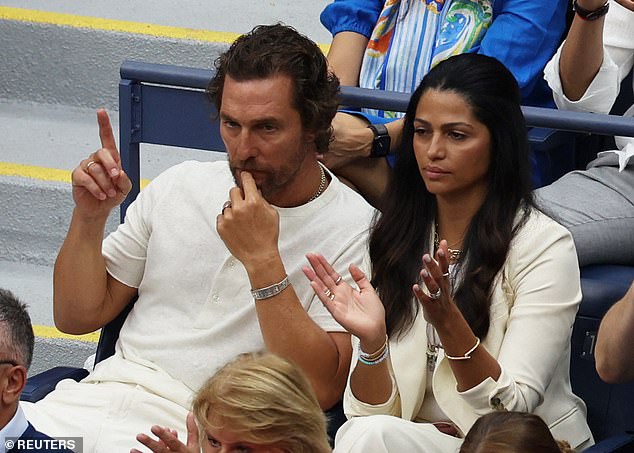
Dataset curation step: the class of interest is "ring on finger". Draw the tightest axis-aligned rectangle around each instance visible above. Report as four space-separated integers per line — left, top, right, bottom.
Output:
442 271 450 279
86 160 97 171
334 275 342 285
329 293 335 301
430 288 441 300
324 288 332 298
221 200 232 214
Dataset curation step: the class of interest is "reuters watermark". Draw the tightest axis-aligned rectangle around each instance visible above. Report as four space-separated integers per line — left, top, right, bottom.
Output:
4 437 83 452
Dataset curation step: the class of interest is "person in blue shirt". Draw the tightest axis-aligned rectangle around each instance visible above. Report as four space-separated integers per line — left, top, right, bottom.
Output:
319 0 568 207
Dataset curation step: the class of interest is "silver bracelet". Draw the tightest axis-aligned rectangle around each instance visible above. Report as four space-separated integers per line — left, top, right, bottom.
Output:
250 275 290 300
445 337 480 361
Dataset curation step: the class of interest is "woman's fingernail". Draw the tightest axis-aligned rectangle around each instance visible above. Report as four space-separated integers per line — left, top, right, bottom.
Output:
438 249 445 258
421 269 429 278
423 255 432 263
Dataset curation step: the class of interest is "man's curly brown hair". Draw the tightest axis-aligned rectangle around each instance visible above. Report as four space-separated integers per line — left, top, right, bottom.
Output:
207 24 339 153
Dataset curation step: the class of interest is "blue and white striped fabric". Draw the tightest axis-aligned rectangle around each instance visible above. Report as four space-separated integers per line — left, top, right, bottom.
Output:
359 0 493 118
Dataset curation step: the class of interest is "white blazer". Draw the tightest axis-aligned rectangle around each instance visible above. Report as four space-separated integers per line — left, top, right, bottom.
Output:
344 210 593 449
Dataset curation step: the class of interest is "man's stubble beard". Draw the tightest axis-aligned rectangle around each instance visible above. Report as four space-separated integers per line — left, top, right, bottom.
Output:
228 147 308 202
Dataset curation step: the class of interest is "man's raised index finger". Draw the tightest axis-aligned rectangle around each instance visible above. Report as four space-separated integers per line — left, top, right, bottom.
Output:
97 109 119 157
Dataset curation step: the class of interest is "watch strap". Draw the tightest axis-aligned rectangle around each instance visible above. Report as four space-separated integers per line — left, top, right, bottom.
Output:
367 123 391 157
573 0 609 21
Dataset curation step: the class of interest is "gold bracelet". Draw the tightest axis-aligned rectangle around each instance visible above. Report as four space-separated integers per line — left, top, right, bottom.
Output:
445 337 480 361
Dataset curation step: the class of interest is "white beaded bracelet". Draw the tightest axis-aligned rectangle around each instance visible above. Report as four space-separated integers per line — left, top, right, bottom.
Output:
445 337 480 361
250 275 290 300
358 342 390 366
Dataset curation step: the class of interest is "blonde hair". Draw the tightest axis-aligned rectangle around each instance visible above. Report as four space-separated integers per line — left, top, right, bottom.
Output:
460 412 575 453
193 353 331 453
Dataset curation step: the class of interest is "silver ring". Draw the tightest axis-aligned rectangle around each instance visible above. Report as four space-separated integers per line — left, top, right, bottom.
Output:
329 293 335 301
442 272 450 279
324 288 332 298
86 160 97 171
221 200 232 214
334 275 342 285
429 288 441 300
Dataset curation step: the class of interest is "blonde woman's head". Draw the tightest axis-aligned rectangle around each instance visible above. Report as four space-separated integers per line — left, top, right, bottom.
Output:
193 353 331 453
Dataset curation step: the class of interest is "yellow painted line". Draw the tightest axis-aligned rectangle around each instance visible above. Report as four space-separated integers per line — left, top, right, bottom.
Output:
34 325 100 343
0 162 150 189
0 162 71 183
0 6 330 51
0 6 240 44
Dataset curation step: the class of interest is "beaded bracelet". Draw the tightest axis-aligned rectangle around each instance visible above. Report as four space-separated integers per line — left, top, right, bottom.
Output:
445 337 480 361
358 335 390 366
358 347 389 366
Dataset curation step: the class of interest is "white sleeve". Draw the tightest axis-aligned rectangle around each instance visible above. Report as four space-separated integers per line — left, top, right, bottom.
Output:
544 3 634 114
458 215 581 414
102 165 181 288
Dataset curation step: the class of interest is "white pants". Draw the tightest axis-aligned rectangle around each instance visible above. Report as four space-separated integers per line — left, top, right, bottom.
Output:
21 379 189 453
334 415 463 453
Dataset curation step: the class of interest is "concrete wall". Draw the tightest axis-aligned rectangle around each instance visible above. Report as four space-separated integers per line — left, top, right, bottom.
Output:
0 176 119 266
0 1 332 43
0 20 230 110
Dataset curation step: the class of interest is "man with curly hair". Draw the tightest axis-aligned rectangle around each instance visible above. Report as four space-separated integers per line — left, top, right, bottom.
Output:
23 24 375 452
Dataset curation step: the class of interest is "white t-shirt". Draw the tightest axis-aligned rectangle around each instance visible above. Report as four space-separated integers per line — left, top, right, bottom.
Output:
89 161 376 407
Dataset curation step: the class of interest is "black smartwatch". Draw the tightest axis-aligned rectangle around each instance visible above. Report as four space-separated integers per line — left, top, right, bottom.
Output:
367 123 391 157
573 0 609 21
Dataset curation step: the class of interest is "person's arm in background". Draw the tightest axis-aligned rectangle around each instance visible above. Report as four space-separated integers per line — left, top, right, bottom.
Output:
327 32 369 87
558 0 608 101
545 0 634 113
318 0 396 208
595 280 634 383
322 114 400 210
477 0 568 106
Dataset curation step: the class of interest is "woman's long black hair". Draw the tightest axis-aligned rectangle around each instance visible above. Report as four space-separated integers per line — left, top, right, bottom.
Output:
370 53 536 339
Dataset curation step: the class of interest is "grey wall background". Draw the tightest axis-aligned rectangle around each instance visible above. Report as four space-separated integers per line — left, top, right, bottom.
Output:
0 0 332 110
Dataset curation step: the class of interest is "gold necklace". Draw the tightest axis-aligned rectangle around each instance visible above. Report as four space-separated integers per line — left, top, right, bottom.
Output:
308 165 327 202
434 225 462 262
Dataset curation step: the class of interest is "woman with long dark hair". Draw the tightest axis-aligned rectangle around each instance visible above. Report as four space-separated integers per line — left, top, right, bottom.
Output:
303 53 592 451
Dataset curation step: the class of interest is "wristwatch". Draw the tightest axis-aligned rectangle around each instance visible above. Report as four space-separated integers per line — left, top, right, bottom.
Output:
367 123 391 158
573 0 609 21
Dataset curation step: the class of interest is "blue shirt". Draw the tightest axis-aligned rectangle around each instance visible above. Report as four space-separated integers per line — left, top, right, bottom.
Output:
321 0 567 108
